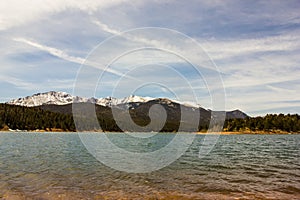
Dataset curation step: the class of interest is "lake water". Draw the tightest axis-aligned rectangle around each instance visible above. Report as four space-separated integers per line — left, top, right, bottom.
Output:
0 133 299 199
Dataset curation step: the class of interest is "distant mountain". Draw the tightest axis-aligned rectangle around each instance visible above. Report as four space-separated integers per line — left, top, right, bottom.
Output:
8 91 74 107
1 103 298 133
7 91 201 109
7 91 248 121
7 91 155 107
40 100 211 132
225 109 248 119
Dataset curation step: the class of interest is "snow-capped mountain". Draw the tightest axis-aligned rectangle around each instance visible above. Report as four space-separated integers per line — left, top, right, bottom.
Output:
7 91 248 119
8 91 75 107
7 91 156 107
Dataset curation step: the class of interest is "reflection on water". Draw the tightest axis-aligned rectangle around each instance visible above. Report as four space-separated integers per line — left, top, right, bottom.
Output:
0 133 299 199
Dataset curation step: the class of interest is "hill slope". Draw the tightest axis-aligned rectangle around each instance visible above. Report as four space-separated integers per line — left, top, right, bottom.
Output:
1 103 299 133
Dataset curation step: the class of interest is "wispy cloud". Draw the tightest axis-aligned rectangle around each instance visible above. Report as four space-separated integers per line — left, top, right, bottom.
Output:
0 0 129 30
0 74 36 90
13 37 127 77
92 19 122 35
202 32 300 61
14 38 85 64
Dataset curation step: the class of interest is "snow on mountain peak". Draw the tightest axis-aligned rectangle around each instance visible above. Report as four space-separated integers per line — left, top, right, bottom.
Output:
7 91 200 108
8 91 75 107
118 95 154 104
7 92 156 107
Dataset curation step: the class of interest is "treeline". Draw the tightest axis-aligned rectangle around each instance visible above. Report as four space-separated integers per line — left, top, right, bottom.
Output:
0 103 124 132
0 104 76 131
224 114 300 132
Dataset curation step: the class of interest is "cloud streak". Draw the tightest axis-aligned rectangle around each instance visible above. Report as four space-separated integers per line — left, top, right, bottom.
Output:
0 0 129 30
14 38 85 64
13 37 128 77
201 32 300 61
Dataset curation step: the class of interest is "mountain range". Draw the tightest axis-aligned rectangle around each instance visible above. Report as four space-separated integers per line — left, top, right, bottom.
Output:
7 91 200 108
2 92 298 133
4 91 248 132
7 91 248 120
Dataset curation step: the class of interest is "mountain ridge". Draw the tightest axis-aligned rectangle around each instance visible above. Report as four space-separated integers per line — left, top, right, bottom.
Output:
8 91 204 108
2 93 299 133
8 91 156 107
7 91 248 120
1 103 299 133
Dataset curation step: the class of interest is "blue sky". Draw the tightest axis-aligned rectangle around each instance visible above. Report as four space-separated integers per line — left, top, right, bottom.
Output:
0 0 299 116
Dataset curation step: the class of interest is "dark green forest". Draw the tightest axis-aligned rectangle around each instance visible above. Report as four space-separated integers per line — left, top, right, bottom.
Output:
0 104 75 131
0 103 299 133
224 114 300 132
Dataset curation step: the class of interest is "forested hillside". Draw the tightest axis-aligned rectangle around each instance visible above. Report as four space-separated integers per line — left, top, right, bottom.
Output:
224 114 300 132
0 104 75 131
0 103 299 133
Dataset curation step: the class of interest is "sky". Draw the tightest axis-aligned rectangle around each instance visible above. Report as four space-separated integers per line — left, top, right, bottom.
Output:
0 0 299 116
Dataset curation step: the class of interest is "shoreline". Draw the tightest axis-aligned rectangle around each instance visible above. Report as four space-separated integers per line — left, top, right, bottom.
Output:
196 131 299 135
0 129 299 134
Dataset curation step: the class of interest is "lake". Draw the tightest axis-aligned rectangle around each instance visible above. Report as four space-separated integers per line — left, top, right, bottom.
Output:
0 133 299 199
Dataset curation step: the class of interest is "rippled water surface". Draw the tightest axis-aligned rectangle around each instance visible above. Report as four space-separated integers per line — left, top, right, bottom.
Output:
0 133 299 199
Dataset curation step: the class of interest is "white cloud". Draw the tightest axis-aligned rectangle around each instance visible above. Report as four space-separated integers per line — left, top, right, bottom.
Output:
92 19 300 82
14 38 85 64
0 75 35 90
81 19 300 115
0 0 128 30
92 19 182 52
92 19 122 35
13 37 127 77
200 32 300 61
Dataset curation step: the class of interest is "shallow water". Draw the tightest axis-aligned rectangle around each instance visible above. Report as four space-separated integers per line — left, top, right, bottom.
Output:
0 133 299 199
